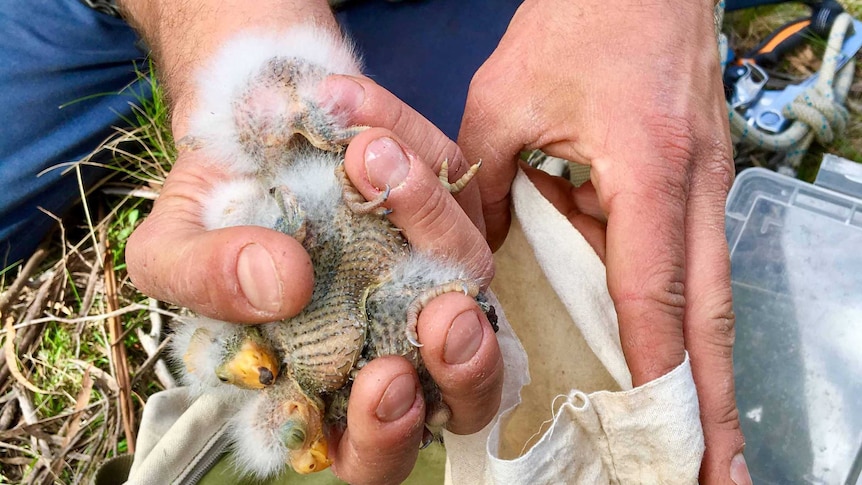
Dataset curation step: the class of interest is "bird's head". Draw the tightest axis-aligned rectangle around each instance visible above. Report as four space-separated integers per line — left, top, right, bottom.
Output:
215 331 280 389
277 383 332 474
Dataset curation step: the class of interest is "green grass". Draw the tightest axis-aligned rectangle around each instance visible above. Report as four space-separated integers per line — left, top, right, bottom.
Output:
0 60 178 483
725 1 862 179
3 4 862 483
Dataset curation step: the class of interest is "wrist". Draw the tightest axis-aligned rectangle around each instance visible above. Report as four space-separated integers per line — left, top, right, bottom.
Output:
118 0 338 138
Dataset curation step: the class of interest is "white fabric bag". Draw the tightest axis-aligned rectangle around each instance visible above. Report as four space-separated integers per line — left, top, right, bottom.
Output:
123 169 704 484
442 169 704 484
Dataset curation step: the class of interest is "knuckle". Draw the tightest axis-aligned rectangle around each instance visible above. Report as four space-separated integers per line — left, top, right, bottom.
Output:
702 389 742 432
405 185 454 239
642 112 697 176
614 260 687 320
690 292 737 353
464 66 505 127
696 146 735 197
382 98 411 140
638 167 690 207
613 264 687 377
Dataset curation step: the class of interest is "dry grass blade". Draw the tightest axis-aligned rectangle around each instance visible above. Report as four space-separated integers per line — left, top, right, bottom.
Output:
3 317 54 396
130 335 173 388
0 268 57 392
100 225 136 455
134 298 177 390
49 367 94 477
0 246 47 315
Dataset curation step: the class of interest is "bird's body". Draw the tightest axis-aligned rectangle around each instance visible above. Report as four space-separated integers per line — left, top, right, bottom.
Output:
169 25 488 478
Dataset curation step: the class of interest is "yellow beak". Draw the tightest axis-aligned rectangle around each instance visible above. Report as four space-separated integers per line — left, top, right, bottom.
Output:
290 438 332 474
216 339 279 389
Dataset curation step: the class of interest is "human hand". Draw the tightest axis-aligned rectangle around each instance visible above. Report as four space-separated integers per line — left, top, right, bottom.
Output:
458 1 748 483
122 3 502 480
322 123 502 484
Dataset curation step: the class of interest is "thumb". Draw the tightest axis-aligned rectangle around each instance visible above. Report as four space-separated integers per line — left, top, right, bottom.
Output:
126 156 314 323
342 128 494 286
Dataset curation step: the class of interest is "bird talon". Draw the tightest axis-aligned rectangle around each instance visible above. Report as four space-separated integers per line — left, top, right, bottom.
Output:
420 427 434 449
438 158 482 193
407 329 424 348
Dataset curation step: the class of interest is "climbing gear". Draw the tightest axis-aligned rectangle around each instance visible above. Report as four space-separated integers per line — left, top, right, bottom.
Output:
719 1 862 172
78 0 120 18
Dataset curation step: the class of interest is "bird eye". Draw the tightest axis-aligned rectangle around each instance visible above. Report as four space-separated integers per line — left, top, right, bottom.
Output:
284 423 305 450
215 367 231 383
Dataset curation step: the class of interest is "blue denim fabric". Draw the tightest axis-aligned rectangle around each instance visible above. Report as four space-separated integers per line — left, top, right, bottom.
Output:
0 0 790 265
337 0 518 138
0 0 149 266
0 0 520 266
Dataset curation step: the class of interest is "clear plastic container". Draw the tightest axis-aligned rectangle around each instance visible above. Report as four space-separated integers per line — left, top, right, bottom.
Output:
726 157 862 484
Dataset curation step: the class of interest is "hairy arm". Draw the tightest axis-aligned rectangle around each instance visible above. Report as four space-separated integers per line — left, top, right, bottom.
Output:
119 0 338 136
459 0 749 483
116 3 501 483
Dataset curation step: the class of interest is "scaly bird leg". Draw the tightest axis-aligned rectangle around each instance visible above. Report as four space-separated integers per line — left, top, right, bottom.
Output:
271 185 307 243
335 164 392 216
295 98 370 152
405 280 480 347
438 159 482 194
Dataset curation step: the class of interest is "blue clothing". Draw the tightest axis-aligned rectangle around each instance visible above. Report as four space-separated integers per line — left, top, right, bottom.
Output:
0 0 520 266
0 0 150 266
0 0 789 265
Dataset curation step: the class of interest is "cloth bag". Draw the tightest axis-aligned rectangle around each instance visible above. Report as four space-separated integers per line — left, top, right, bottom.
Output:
442 168 704 484
121 168 704 484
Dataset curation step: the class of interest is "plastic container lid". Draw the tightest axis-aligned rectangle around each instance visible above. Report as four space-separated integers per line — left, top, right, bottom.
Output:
726 158 862 484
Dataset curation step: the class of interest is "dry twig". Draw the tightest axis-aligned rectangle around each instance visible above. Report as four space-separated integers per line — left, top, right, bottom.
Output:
100 224 136 454
0 246 48 315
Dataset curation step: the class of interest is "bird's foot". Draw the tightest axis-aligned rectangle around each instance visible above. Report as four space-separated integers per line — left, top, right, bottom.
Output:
438 158 482 194
335 164 392 216
271 185 308 242
405 280 481 347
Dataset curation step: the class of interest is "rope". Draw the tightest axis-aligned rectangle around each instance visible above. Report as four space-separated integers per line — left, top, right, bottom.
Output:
719 5 857 168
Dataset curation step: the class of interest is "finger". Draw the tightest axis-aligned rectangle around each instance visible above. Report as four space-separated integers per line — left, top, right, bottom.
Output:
126 155 314 323
318 75 485 234
330 357 425 485
416 292 503 435
457 65 529 251
684 145 747 483
590 133 691 386
521 165 607 261
343 127 494 286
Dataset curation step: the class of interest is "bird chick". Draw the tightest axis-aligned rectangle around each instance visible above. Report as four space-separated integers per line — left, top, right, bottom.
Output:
184 25 363 177
169 24 490 478
171 318 279 397
231 377 331 477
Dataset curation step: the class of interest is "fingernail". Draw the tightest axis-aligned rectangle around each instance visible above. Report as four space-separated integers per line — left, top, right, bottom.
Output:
237 243 282 313
730 453 753 485
365 137 411 192
376 373 418 422
444 311 483 365
318 76 365 117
